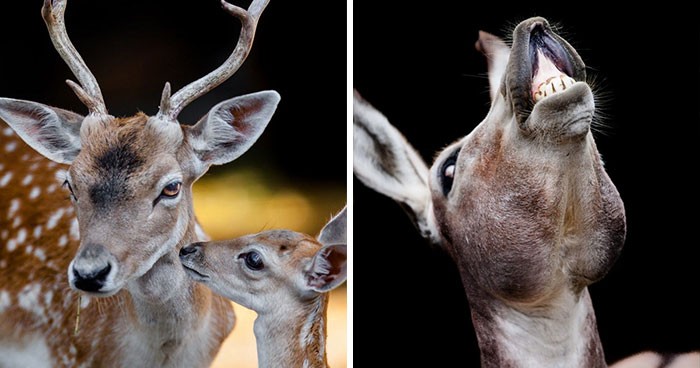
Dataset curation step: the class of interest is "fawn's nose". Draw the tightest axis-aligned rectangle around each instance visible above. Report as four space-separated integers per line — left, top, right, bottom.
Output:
70 243 116 293
179 243 201 257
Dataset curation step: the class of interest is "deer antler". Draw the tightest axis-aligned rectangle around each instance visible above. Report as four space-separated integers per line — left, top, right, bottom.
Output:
42 0 108 116
157 0 270 122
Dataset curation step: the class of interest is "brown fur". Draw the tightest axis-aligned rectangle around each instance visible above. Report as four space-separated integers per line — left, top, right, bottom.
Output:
0 119 234 367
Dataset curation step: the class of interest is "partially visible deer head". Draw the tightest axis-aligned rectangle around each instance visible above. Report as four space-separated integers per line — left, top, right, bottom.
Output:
355 17 625 367
0 0 279 299
179 207 347 368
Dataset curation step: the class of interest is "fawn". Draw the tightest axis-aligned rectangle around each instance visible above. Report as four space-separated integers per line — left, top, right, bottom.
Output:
179 206 347 368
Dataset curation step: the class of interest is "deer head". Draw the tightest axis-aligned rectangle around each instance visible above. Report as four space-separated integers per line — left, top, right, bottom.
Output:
0 0 278 299
179 206 347 313
355 17 626 366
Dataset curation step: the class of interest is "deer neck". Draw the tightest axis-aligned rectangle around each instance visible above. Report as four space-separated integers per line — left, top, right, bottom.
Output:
254 293 329 368
115 211 235 365
468 287 606 368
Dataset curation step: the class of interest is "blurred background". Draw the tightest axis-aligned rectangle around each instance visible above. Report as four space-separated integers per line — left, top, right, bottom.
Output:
355 1 698 366
0 1 345 367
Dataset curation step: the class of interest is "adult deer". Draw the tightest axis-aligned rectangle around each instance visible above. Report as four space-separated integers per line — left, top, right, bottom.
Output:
179 206 347 368
354 17 698 368
0 0 278 366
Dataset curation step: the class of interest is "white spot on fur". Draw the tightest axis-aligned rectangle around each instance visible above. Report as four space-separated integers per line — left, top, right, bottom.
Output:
58 235 68 247
2 127 13 136
35 248 47 262
22 174 33 186
5 141 17 152
25 245 33 254
54 169 68 182
47 161 57 168
16 228 27 245
47 208 65 229
69 218 80 240
28 162 40 171
20 153 30 161
0 172 12 187
18 283 45 320
47 183 58 193
12 216 22 228
8 198 20 218
33 225 43 239
0 290 10 313
7 239 17 252
0 334 53 368
0 230 7 239
44 291 53 305
0 260 6 268
29 186 41 199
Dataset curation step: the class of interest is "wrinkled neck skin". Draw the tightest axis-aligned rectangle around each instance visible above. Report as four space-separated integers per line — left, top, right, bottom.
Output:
465 276 606 368
254 293 329 368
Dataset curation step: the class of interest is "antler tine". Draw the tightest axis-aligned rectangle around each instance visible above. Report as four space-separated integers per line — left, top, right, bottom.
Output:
156 0 271 122
42 0 107 116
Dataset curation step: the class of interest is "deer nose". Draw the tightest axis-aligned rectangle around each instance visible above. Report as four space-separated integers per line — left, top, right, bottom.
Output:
179 243 201 257
70 243 115 293
73 263 111 292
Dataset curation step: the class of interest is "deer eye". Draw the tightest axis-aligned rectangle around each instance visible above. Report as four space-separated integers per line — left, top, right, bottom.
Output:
161 182 182 198
153 181 182 206
239 251 264 271
440 153 458 196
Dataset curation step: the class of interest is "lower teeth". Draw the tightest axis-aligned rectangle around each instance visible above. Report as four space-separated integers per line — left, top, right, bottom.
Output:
533 75 576 102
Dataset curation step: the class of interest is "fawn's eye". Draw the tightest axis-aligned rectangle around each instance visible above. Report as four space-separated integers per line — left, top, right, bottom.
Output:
440 153 458 196
63 180 77 201
239 251 264 271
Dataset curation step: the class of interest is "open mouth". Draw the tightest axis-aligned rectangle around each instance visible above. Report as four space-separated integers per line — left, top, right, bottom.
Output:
182 264 210 281
529 23 579 103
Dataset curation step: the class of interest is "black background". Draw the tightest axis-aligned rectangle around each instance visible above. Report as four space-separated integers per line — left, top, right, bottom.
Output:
355 1 699 367
0 0 346 185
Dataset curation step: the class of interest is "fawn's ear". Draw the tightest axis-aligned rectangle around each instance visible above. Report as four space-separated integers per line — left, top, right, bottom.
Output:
475 30 510 103
305 243 347 293
353 90 439 244
0 98 83 164
318 206 347 247
186 90 280 167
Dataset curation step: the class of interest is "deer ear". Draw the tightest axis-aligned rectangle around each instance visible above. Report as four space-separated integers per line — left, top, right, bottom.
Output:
353 90 439 244
0 98 83 164
317 206 347 246
475 31 511 102
186 90 280 167
305 243 347 293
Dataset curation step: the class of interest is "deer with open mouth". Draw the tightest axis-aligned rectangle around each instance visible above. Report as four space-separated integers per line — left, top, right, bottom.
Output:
355 16 698 368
